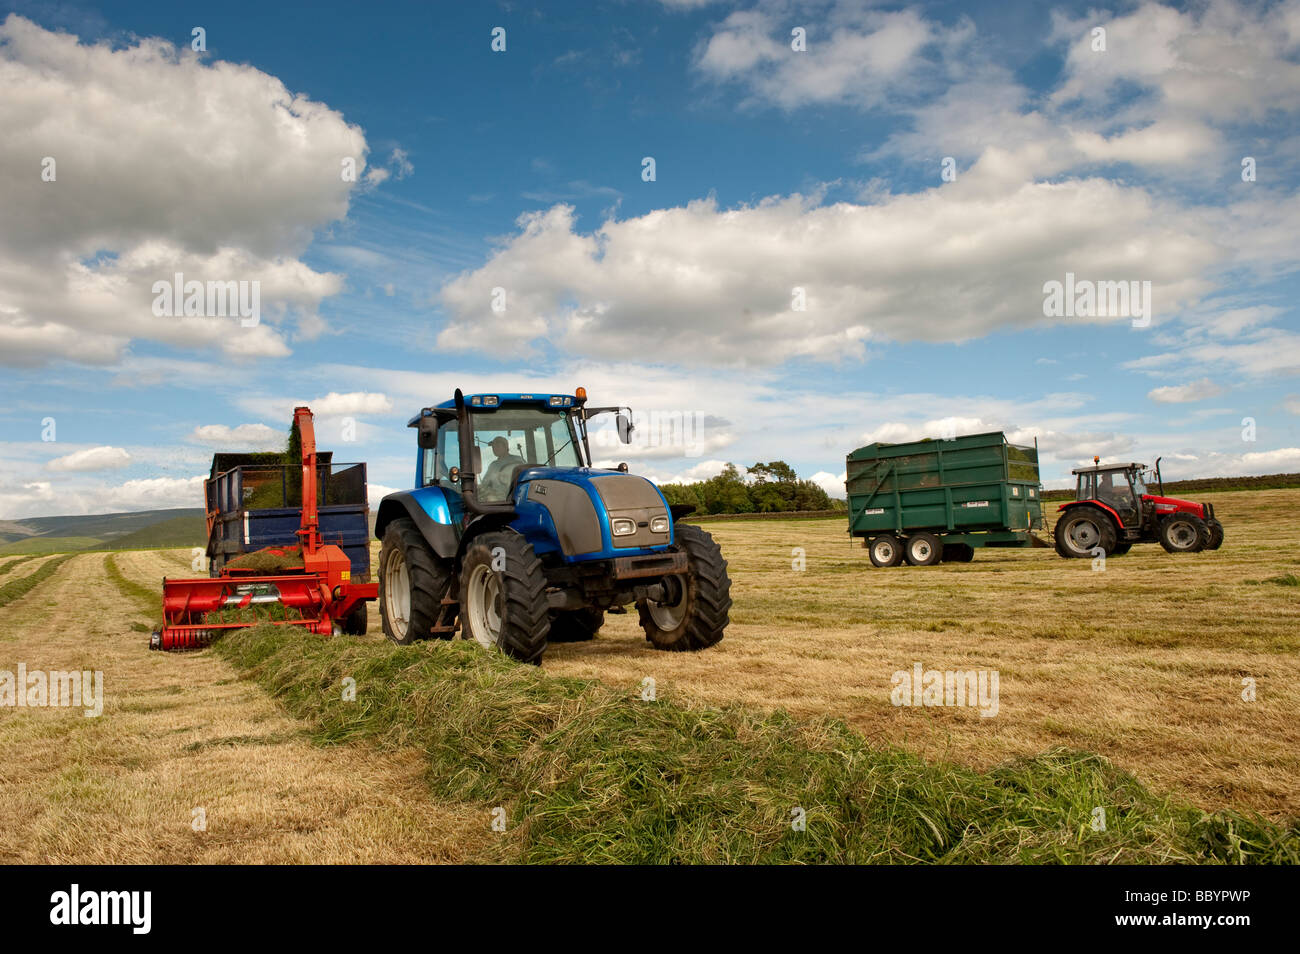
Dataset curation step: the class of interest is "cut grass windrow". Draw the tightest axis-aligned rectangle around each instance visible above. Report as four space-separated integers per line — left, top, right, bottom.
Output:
214 625 1299 865
0 555 75 612
0 554 41 578
104 553 163 625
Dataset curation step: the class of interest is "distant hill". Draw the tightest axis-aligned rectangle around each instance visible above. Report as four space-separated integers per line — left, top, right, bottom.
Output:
0 508 206 555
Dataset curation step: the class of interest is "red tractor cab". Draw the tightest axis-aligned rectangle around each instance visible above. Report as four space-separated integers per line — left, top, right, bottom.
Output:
1053 456 1224 559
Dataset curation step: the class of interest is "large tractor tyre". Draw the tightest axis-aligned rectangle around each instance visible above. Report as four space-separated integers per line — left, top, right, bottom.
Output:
904 532 942 566
460 530 550 664
1205 518 1225 550
341 601 369 636
1159 513 1207 554
379 517 452 645
638 524 731 652
1109 542 1133 556
868 535 904 567
1054 507 1118 559
547 607 605 643
942 543 975 563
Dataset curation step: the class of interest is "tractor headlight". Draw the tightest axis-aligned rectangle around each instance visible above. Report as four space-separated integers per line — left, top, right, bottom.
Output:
611 518 636 537
650 515 669 533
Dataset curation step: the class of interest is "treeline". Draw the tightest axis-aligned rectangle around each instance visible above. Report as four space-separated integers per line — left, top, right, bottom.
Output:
658 461 845 515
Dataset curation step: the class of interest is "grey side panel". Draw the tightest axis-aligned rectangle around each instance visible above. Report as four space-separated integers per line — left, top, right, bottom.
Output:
529 480 603 555
376 496 459 558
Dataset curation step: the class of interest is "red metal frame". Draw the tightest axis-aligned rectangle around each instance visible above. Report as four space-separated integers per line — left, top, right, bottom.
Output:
153 406 377 651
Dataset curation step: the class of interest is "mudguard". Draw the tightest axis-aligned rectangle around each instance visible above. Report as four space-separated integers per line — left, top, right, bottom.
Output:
375 488 459 558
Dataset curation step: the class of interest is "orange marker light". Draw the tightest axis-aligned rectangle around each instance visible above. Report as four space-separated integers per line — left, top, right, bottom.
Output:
575 386 587 402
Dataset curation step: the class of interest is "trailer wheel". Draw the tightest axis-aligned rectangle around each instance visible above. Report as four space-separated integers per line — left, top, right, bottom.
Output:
868 535 903 567
941 543 975 563
547 607 604 643
1054 506 1117 558
638 524 731 652
1204 518 1224 550
379 517 451 645
904 532 942 566
460 530 550 664
1159 513 1206 554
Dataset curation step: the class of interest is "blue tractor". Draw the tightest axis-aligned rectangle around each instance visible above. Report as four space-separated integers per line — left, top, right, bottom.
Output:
373 388 732 664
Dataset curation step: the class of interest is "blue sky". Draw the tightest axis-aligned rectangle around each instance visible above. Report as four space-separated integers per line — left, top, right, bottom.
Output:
2 0 1299 517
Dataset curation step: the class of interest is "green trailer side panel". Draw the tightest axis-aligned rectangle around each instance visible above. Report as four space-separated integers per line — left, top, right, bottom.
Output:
846 431 1043 537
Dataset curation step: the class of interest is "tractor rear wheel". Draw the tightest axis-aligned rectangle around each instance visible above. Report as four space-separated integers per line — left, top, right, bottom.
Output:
460 530 550 664
1159 513 1207 554
904 532 942 566
638 524 731 652
868 535 903 567
1054 506 1117 558
379 517 451 645
1205 518 1225 550
547 607 605 642
942 543 975 563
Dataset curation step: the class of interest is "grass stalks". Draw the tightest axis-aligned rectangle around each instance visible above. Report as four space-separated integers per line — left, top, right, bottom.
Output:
214 624 1299 865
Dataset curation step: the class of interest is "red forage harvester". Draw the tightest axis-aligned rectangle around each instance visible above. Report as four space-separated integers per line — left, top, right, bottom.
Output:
151 406 377 650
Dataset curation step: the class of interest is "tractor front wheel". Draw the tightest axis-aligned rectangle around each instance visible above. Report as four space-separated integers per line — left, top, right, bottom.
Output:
1159 513 1207 554
379 517 451 645
1054 507 1117 558
1204 517 1225 550
638 524 731 652
460 530 550 664
868 535 903 567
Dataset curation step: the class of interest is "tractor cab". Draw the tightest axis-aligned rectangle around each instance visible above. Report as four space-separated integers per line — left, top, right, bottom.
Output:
1072 462 1147 529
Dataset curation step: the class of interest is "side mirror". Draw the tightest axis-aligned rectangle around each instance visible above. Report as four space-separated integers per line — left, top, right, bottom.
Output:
449 466 460 483
616 412 633 444
417 417 436 449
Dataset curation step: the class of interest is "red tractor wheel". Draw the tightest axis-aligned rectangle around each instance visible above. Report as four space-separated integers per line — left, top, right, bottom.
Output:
1159 513 1207 553
1054 506 1117 559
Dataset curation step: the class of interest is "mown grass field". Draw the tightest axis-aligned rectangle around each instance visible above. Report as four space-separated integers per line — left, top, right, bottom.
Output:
0 487 1296 862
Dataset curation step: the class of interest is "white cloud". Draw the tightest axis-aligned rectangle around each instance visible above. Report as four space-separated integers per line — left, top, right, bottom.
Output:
695 5 949 110
190 423 283 449
310 392 394 417
0 15 364 366
808 470 846 499
45 445 132 472
102 475 207 511
1147 378 1225 404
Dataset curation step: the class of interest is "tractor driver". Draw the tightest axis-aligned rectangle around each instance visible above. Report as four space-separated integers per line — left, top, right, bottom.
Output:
479 436 526 499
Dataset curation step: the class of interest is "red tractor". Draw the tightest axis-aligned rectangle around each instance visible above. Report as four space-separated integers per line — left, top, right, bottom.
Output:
1054 456 1224 559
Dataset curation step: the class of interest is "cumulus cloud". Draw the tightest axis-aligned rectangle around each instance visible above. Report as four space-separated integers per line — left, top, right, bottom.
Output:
435 184 1220 364
45 445 132 472
1147 378 1224 404
101 476 207 511
0 15 365 366
189 423 283 449
808 470 846 499
310 392 394 417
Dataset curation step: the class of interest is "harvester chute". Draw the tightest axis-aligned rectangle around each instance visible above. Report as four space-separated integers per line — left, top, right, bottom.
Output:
151 406 377 650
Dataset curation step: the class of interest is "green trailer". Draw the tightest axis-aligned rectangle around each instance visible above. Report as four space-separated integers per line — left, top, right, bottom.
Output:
846 431 1046 566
